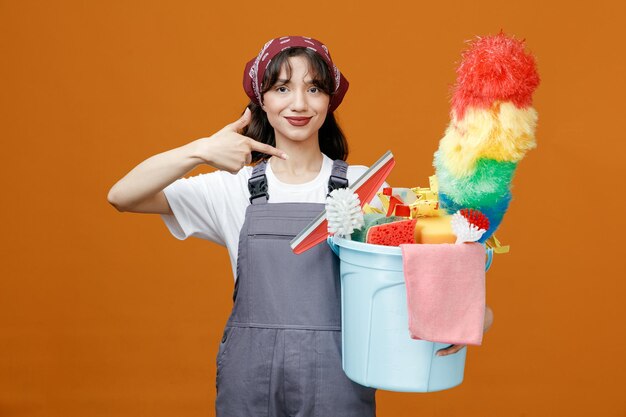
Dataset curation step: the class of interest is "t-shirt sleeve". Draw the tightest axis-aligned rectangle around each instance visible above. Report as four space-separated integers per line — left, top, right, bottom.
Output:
160 173 226 245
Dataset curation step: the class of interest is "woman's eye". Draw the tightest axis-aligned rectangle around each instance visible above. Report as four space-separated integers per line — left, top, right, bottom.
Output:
276 86 288 93
309 87 319 93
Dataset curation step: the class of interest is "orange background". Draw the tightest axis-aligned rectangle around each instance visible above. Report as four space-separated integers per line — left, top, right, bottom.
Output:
1 0 624 416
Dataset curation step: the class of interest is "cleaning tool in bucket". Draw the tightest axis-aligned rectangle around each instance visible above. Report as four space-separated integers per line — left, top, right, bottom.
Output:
290 151 395 254
326 188 364 239
366 218 417 246
451 209 490 244
328 236 476 392
434 32 540 241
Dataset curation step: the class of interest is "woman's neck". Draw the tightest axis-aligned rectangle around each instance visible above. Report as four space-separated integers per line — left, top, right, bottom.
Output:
270 135 324 183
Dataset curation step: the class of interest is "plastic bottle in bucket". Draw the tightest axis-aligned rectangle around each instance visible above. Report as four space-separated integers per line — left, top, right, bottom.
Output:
328 235 469 392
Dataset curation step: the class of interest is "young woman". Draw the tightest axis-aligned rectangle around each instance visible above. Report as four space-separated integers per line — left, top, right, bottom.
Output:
108 35 492 416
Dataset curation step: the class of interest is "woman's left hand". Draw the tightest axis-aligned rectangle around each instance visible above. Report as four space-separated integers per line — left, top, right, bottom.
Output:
436 305 494 357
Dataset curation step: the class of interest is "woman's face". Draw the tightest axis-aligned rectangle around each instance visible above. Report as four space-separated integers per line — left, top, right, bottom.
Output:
262 55 330 145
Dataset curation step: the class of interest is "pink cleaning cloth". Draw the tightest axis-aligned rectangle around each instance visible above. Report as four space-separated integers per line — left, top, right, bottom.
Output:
400 243 486 346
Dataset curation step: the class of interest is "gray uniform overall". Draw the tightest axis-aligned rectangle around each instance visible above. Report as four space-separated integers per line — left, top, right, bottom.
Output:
215 159 376 417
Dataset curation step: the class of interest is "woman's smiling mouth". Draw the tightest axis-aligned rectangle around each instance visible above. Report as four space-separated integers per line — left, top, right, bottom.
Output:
285 116 312 126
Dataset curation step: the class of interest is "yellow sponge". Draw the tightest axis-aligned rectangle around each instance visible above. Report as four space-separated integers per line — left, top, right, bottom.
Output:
415 215 456 244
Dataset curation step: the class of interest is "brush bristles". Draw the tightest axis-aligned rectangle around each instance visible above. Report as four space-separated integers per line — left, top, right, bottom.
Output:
451 210 488 244
326 189 364 238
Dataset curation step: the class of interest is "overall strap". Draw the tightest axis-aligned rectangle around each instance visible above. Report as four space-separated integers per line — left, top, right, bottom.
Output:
248 160 269 204
249 158 349 204
328 159 349 195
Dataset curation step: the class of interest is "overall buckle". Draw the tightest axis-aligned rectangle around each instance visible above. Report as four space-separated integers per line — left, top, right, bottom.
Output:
327 175 349 196
248 174 269 203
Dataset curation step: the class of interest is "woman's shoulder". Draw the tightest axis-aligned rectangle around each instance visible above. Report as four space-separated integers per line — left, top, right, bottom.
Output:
346 163 369 184
321 154 368 180
347 163 369 172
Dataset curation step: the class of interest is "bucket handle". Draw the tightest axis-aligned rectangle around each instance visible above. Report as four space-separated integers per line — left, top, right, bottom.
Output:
327 236 340 257
485 246 493 272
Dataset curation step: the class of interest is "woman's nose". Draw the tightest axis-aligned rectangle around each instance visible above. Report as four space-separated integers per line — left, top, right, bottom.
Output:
290 89 308 112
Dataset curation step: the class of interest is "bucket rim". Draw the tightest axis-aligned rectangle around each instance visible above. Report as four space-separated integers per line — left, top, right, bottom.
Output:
331 235 402 256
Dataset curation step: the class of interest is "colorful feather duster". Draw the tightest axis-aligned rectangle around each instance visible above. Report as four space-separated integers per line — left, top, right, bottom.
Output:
434 32 539 241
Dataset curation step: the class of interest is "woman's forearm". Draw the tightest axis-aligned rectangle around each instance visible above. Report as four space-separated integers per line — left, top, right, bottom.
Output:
107 140 205 211
108 109 288 213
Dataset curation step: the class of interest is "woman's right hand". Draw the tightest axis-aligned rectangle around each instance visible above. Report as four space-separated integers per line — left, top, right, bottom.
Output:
108 108 288 214
194 108 288 174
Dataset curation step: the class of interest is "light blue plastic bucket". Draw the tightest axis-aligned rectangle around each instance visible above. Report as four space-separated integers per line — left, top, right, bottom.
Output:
327 235 483 392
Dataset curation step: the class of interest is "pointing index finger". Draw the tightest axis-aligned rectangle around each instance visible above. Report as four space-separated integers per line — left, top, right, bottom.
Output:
248 138 289 160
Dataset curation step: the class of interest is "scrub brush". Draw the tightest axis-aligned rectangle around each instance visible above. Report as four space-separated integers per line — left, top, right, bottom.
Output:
451 208 490 244
326 188 364 239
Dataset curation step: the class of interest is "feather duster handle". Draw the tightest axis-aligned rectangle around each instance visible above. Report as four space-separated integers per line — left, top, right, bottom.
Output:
326 189 364 239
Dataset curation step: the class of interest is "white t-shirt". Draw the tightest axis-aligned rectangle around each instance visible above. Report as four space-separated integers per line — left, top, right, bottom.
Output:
160 153 386 280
